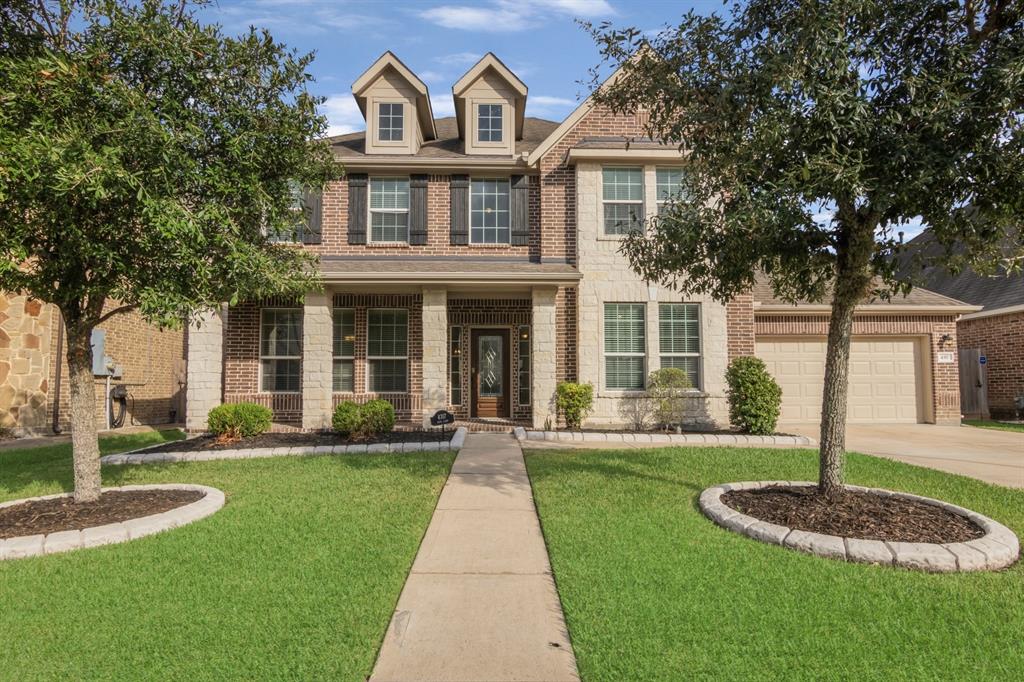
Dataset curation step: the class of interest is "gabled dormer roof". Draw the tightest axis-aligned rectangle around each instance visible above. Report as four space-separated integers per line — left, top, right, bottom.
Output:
352 51 437 140
452 53 528 140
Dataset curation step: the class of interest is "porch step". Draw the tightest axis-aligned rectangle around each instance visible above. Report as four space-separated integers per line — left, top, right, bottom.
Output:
455 418 529 433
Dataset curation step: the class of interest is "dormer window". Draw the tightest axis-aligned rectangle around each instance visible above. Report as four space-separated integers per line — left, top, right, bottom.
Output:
477 104 503 143
378 103 404 141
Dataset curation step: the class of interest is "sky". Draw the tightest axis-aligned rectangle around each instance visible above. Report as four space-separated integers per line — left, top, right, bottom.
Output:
195 0 721 136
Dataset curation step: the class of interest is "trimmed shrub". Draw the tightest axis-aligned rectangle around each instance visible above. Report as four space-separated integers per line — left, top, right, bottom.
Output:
648 367 693 429
725 357 782 435
207 402 272 439
360 399 396 435
556 382 594 430
332 401 362 435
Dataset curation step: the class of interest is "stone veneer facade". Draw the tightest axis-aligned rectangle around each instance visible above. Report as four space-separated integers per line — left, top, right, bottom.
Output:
2 293 186 436
957 309 1024 419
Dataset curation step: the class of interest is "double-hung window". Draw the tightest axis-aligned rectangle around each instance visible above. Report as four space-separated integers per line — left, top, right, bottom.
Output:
477 104 503 142
470 178 510 244
602 167 644 235
369 177 409 242
656 168 684 216
333 309 355 392
604 303 645 390
659 303 701 388
266 183 304 243
368 309 408 392
260 309 302 392
378 103 403 141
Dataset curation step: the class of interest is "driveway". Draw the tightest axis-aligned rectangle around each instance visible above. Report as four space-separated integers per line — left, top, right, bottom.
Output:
789 423 1024 488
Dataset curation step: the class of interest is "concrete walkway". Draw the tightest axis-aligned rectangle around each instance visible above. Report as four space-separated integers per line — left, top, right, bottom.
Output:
370 433 579 682
789 423 1024 488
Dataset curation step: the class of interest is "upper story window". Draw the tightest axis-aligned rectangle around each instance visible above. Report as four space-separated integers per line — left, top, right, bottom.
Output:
656 168 684 216
369 177 409 243
659 303 701 388
378 102 404 142
267 183 305 243
477 104 503 142
470 178 510 244
602 167 644 235
260 308 302 393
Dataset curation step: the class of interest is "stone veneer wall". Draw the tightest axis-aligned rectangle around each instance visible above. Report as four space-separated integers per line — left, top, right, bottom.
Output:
754 313 962 423
957 310 1024 419
573 162 730 428
0 294 53 433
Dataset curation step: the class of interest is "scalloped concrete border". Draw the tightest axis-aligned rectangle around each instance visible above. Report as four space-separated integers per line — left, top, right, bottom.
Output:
101 427 467 466
699 481 1020 572
0 484 224 560
513 427 810 447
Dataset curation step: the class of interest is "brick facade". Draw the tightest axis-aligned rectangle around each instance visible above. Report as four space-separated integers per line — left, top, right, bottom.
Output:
726 294 755 360
957 310 1024 419
754 313 962 423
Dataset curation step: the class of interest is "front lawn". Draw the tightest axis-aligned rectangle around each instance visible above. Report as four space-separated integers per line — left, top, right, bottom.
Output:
0 433 453 680
963 419 1024 433
526 447 1024 681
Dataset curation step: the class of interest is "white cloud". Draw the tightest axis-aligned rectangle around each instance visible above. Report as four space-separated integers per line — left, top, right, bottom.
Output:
418 69 448 85
436 52 483 66
430 94 457 118
320 94 364 136
526 94 578 118
419 0 615 33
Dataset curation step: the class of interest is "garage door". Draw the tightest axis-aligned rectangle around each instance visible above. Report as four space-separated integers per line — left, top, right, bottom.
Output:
755 337 922 423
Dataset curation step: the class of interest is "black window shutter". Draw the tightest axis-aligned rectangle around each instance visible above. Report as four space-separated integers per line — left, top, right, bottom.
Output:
347 174 368 244
300 188 322 244
409 175 429 245
450 175 469 245
510 175 530 246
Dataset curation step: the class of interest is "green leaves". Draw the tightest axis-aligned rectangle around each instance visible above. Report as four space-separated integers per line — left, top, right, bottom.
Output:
0 0 339 328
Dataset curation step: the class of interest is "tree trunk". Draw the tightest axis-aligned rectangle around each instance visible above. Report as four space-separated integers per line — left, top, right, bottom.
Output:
65 319 102 503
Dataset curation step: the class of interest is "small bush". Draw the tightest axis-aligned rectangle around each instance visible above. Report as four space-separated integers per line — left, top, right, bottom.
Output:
361 399 396 435
208 402 272 439
648 367 693 429
556 382 594 430
332 401 362 435
725 357 782 435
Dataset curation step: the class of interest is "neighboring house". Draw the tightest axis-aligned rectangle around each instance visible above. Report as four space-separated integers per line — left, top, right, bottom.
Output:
0 294 187 436
184 51 975 432
901 228 1024 419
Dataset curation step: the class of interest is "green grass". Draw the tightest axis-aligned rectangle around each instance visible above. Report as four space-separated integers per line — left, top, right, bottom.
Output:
963 419 1024 433
0 432 454 681
526 447 1024 681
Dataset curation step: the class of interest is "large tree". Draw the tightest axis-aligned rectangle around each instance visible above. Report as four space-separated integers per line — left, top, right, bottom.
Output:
588 0 1024 495
0 0 337 502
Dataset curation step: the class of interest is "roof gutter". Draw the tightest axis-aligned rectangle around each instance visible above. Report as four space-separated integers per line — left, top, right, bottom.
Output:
959 302 1024 321
333 156 534 172
754 303 983 315
321 271 581 286
565 148 685 164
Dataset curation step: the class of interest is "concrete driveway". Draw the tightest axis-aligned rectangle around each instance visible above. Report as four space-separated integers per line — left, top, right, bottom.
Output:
789 423 1024 488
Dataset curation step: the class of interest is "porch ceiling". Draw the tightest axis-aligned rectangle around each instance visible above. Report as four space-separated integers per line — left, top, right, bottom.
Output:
318 257 581 287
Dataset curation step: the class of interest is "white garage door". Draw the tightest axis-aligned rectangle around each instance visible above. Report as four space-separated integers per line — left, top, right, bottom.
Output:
756 337 923 423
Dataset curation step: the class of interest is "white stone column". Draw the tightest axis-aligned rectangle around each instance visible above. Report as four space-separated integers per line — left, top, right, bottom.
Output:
421 286 448 427
532 286 558 429
302 292 333 431
185 306 224 432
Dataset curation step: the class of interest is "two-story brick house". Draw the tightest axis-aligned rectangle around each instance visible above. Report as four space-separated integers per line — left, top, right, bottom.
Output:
184 51 975 433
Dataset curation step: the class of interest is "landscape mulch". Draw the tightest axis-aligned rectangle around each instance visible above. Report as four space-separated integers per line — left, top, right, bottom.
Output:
0 489 204 539
141 429 455 454
721 485 985 544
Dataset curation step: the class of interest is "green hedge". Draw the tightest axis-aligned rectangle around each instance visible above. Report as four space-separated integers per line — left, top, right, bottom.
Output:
207 402 272 438
332 399 396 438
556 382 594 430
725 357 782 435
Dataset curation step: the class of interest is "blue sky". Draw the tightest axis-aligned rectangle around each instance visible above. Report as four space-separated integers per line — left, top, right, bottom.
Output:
197 0 719 135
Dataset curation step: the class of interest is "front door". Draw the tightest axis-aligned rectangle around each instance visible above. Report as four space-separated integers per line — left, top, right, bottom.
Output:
471 329 510 418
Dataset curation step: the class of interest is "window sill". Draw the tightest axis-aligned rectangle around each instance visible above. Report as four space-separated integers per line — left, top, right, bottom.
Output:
468 242 516 248
598 389 708 399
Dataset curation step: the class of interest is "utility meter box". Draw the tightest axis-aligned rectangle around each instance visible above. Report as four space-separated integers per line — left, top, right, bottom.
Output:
90 329 108 376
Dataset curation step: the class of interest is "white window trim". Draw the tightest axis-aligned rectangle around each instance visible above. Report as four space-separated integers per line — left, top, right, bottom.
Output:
476 102 504 145
333 308 355 394
449 325 463 405
367 176 411 245
655 166 685 214
259 307 302 394
603 302 647 393
367 308 409 393
375 100 406 145
658 302 703 391
601 166 645 240
468 176 512 245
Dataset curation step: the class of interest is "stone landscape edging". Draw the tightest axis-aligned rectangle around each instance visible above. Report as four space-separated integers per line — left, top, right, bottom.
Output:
699 480 1020 572
0 483 225 561
101 426 467 466
513 427 810 447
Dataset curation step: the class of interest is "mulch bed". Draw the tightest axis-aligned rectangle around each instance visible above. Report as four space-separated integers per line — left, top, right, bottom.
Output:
721 485 985 544
141 429 455 454
0 489 204 539
555 428 799 437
